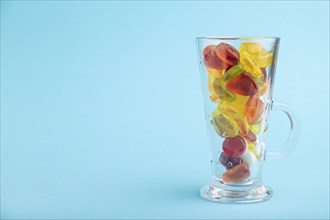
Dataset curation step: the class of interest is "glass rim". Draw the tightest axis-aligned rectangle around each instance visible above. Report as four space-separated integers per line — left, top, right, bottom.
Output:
196 36 280 41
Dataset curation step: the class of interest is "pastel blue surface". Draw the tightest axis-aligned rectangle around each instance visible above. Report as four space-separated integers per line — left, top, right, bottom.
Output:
1 1 329 219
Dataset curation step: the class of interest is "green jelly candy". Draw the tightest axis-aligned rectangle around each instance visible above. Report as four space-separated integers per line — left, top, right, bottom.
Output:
212 78 236 102
222 64 244 81
212 114 239 138
218 105 249 136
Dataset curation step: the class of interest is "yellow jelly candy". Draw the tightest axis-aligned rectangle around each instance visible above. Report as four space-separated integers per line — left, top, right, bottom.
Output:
249 122 261 135
240 42 265 56
255 51 273 68
221 94 249 115
208 73 216 93
240 51 262 78
217 105 249 135
207 68 224 78
212 114 239 138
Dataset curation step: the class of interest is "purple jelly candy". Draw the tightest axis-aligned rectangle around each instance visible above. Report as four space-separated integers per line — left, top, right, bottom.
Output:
219 152 242 170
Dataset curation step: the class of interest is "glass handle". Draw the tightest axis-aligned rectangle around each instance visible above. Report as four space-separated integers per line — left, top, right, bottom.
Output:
267 101 301 159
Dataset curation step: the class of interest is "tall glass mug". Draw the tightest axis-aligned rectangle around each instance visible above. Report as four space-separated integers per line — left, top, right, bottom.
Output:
196 37 300 203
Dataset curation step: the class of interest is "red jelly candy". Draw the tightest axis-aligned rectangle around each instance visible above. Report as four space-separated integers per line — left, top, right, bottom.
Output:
222 136 246 158
261 68 267 83
215 42 240 66
226 72 258 96
203 45 228 70
245 95 265 124
241 129 257 142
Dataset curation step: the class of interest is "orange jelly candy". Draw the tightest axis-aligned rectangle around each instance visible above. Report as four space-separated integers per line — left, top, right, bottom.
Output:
245 95 265 124
207 68 223 78
226 72 258 96
222 162 250 183
203 45 229 70
215 42 240 66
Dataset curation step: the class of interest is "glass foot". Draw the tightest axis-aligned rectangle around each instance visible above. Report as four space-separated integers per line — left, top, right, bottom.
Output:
200 184 273 204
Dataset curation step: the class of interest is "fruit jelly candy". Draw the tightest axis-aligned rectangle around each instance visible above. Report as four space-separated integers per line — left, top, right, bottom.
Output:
222 136 246 158
240 51 262 78
249 122 261 135
222 64 244 82
219 95 249 115
241 129 257 142
208 72 226 102
255 50 273 68
226 72 258 96
239 42 265 56
203 45 229 70
245 95 265 124
241 150 256 167
221 162 250 182
212 77 226 94
215 42 240 66
219 152 242 170
212 114 239 138
212 78 236 102
207 68 224 78
218 105 249 135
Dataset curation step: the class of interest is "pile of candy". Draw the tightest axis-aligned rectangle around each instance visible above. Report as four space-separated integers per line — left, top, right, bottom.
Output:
203 42 273 183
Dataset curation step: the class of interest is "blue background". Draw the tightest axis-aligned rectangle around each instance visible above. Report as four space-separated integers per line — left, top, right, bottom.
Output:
1 1 329 219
